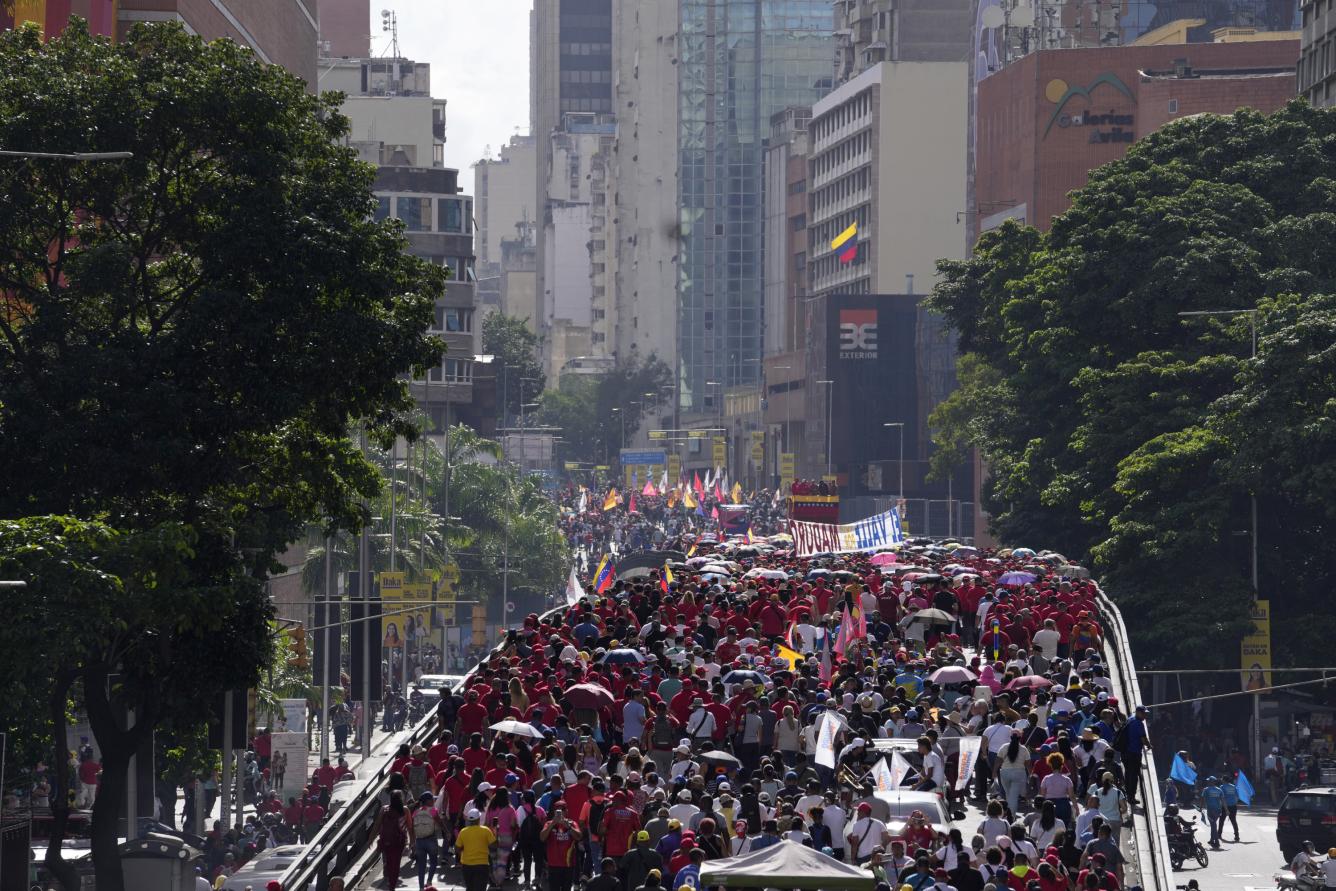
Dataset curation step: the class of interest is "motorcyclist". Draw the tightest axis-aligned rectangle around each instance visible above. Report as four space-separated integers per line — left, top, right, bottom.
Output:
1290 840 1320 890
1321 848 1336 889
1163 804 1191 848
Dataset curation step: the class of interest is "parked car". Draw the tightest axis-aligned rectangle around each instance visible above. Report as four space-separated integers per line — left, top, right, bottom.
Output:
414 674 465 702
859 790 952 839
221 844 305 891
1277 787 1336 861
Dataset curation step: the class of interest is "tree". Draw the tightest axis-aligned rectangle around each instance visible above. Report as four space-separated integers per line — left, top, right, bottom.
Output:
0 22 442 888
537 355 673 466
483 312 546 418
927 101 1336 668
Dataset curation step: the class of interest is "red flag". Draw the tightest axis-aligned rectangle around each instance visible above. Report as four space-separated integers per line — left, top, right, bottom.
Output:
693 472 705 499
711 505 720 520
629 493 638 513
713 481 724 501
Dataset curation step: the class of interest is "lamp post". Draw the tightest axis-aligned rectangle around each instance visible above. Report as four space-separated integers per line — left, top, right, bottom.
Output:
883 422 905 503
1179 307 1261 778
816 380 835 477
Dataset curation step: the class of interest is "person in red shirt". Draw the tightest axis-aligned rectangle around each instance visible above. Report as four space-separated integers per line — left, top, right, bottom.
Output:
563 771 592 824
600 790 641 858
540 802 582 883
456 689 489 738
461 734 490 775
314 758 338 791
301 796 326 843
258 791 283 815
281 796 303 828
716 630 741 665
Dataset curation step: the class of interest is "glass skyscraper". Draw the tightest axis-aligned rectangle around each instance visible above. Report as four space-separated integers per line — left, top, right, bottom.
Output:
677 0 835 413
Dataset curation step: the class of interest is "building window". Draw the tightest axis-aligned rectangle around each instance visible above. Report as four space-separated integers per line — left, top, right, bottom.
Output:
396 196 432 231
374 195 390 223
429 358 474 383
439 198 463 233
436 307 473 332
790 214 806 231
465 200 473 234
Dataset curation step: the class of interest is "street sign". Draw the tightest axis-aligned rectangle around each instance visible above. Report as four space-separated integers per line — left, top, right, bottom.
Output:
712 438 726 467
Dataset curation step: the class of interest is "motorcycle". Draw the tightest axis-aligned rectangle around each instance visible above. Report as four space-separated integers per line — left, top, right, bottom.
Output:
1169 817 1210 870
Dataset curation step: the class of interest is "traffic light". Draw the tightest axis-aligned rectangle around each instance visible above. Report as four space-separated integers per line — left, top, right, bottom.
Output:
289 625 309 670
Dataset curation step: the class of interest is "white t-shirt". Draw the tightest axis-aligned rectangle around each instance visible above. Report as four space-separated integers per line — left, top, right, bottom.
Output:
1032 628 1060 660
1320 859 1336 888
922 751 946 787
823 803 847 842
982 722 1014 755
846 816 888 859
796 793 824 817
936 844 971 872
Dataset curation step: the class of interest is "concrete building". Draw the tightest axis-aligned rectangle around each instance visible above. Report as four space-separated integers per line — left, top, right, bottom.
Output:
1301 0 1336 105
531 0 614 370
317 0 369 58
975 38 1300 235
761 108 811 487
611 0 681 371
834 0 974 78
323 49 480 438
808 61 969 301
473 135 537 284
2 0 117 36
117 0 320 84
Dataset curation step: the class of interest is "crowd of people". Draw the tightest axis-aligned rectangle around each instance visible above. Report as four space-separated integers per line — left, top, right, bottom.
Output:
371 527 1151 891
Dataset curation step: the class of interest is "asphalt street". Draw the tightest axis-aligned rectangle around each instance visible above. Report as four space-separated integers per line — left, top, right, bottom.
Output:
1169 804 1284 891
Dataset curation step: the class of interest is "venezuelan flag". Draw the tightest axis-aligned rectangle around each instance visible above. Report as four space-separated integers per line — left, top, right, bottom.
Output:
660 561 674 593
593 555 616 594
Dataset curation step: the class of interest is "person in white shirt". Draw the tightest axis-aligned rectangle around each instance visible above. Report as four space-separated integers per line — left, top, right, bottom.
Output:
795 782 825 820
1321 849 1336 889
822 793 848 857
686 698 715 745
668 789 700 825
1032 619 1061 662
916 737 946 791
846 802 890 865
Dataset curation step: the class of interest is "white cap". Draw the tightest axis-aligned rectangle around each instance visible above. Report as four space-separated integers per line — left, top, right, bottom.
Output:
478 782 494 792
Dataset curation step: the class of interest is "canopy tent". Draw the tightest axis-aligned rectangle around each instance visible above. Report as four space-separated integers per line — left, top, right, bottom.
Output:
698 840 877 890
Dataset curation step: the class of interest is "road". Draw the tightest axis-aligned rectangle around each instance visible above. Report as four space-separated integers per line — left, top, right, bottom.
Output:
1168 804 1284 891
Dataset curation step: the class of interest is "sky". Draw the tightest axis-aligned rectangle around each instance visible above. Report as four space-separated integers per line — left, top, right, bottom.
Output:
381 1 532 194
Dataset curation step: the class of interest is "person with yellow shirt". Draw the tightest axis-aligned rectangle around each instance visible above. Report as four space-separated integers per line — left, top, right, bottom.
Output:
456 809 497 891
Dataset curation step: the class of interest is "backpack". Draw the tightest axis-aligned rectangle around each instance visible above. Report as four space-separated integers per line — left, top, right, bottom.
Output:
407 762 430 799
379 807 407 848
519 807 542 843
413 807 437 839
587 798 607 838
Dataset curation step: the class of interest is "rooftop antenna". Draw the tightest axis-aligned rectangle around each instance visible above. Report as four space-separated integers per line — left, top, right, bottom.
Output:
381 9 399 59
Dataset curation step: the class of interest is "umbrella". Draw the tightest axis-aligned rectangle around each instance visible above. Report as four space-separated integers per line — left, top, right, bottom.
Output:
686 556 714 567
869 552 898 566
744 569 789 581
907 607 955 626
899 571 931 581
928 665 977 684
697 749 742 769
564 683 615 709
953 546 980 558
699 839 876 891
915 573 946 584
1011 547 1037 558
722 670 770 686
806 569 832 579
1005 675 1057 692
489 720 545 740
998 571 1037 586
700 564 733 576
1057 564 1092 579
601 648 645 665
618 566 653 580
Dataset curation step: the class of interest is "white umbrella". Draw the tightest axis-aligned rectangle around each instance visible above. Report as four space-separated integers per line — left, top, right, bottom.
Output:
490 720 545 740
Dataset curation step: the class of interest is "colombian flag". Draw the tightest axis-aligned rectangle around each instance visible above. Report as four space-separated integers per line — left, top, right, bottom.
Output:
593 555 616 594
832 221 858 264
602 489 618 511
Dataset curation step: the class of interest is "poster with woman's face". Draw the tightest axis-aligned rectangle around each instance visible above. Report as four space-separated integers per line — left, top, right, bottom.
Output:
384 622 401 649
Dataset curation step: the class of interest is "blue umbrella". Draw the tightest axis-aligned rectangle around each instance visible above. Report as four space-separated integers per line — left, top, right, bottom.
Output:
998 571 1037 586
601 648 645 665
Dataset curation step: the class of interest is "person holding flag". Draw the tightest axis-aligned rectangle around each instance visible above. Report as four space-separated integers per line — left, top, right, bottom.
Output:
591 554 617 594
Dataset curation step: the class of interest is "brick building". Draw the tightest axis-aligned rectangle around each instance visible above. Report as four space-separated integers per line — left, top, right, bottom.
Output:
975 38 1299 234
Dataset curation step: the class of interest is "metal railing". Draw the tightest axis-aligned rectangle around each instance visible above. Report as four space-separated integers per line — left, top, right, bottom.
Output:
1096 589 1174 891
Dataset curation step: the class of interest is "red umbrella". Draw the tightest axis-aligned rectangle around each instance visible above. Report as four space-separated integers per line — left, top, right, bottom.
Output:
564 682 615 709
1004 675 1056 692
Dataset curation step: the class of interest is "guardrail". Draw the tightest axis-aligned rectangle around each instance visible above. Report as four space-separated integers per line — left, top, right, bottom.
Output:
1096 589 1174 891
278 606 569 891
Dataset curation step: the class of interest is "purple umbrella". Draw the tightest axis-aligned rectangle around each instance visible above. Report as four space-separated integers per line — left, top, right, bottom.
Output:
998 570 1038 586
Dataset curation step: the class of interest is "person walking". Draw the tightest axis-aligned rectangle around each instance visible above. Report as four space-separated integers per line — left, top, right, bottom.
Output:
1218 774 1240 843
1200 776 1225 849
1115 705 1150 806
410 791 445 890
378 790 410 891
456 809 497 891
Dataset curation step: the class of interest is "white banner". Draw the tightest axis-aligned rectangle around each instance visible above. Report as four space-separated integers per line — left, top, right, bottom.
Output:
279 698 307 733
271 731 309 802
955 735 983 791
789 508 903 557
815 712 839 769
890 749 913 789
565 567 585 606
872 756 895 792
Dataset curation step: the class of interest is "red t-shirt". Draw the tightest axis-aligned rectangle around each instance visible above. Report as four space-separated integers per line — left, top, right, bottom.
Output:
77 761 100 785
303 802 325 825
315 765 338 789
457 701 490 735
282 803 303 826
462 747 490 775
545 819 580 867
601 805 641 857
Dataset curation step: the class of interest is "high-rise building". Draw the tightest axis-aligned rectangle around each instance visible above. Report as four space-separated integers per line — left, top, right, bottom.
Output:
676 0 836 416
834 0 974 79
531 0 615 374
322 50 482 436
474 136 537 283
1301 0 1336 105
612 0 681 372
118 0 320 84
318 0 371 58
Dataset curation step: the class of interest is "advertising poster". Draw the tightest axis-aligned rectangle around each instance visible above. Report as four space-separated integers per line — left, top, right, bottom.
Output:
278 698 306 733
1241 599 1272 691
271 731 309 802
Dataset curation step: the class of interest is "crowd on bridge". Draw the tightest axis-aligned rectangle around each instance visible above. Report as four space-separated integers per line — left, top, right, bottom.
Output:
373 520 1154 891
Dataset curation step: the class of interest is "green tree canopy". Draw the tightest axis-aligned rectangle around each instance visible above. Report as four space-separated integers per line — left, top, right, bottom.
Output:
483 312 545 417
0 21 443 887
537 355 673 466
928 101 1336 668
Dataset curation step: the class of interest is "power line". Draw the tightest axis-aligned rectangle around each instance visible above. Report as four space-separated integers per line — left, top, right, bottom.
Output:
1147 676 1336 708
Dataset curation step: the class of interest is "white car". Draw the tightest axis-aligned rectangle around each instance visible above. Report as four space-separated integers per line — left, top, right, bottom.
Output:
221 844 305 890
859 790 952 840
414 674 465 701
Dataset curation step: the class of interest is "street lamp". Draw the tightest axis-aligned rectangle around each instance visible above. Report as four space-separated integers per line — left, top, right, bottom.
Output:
816 380 835 477
883 422 905 502
0 149 134 161
1178 309 1259 593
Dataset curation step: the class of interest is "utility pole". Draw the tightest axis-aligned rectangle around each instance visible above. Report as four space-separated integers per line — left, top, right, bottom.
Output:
817 380 835 478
